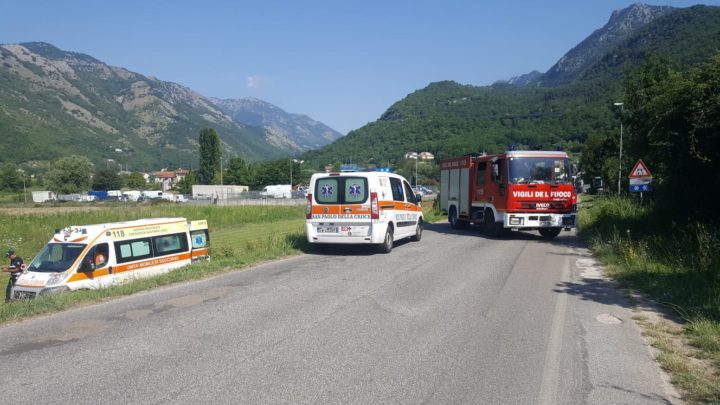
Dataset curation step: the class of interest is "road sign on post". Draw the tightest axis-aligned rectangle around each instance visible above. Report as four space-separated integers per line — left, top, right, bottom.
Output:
629 178 652 192
628 159 652 193
629 159 652 178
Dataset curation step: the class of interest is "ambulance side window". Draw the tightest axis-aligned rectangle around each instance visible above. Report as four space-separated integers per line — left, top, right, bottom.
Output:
153 233 188 256
115 238 153 264
403 181 416 204
389 178 404 202
191 230 209 248
94 243 109 268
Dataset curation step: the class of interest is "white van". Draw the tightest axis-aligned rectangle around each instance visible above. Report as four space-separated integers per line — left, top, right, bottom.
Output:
260 184 292 199
305 171 423 253
12 218 209 299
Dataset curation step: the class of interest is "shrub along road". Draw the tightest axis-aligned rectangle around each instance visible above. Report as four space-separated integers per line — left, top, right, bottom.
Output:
0 225 678 404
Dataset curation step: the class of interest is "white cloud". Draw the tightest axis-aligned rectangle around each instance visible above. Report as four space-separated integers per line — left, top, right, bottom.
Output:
246 75 272 90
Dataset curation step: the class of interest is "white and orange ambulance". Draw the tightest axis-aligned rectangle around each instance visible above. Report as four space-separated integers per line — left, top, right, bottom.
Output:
12 217 209 299
305 171 423 253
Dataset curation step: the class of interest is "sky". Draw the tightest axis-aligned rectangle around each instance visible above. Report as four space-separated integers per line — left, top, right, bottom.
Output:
1 0 718 135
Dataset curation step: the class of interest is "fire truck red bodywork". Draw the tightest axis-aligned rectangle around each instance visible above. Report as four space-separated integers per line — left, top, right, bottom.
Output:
439 151 577 238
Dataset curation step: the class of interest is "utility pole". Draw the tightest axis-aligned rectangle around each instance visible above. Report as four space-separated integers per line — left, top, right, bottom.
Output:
614 102 624 194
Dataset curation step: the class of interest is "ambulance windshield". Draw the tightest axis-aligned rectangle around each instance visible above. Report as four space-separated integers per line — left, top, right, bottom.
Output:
509 157 571 185
27 243 86 273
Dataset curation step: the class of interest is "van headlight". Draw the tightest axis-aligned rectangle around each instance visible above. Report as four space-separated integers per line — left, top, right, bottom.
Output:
46 272 66 286
40 286 69 296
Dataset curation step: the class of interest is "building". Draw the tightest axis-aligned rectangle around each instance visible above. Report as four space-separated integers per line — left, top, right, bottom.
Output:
404 152 435 161
150 169 191 191
192 185 249 201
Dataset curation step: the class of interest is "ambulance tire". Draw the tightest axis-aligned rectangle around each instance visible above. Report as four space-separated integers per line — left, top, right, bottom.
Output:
378 227 394 254
411 219 423 242
539 227 562 239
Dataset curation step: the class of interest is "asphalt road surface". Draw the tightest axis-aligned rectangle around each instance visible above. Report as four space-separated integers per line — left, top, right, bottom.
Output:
0 224 679 404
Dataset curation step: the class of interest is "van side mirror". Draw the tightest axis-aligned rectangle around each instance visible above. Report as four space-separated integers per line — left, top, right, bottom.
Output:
415 193 423 204
80 257 94 273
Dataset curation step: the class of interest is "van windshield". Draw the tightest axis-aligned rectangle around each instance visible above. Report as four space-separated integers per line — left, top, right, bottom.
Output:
27 243 86 273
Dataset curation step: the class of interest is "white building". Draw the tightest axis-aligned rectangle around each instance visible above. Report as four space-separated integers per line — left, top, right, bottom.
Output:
192 185 249 201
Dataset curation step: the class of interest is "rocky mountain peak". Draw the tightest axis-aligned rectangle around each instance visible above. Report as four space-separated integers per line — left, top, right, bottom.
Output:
537 3 675 86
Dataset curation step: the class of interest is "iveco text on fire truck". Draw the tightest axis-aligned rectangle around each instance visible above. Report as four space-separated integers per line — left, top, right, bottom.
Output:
440 151 577 239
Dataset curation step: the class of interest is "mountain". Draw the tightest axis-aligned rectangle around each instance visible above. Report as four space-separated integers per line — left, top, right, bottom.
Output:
0 42 289 170
210 97 343 153
541 3 674 86
506 71 543 86
510 3 674 87
302 4 720 169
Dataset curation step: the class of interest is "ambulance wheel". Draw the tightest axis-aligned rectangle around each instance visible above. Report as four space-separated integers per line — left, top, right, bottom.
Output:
411 219 423 242
378 227 394 254
539 227 562 239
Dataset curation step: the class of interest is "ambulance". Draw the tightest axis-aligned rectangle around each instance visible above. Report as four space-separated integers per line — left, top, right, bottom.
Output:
12 218 209 299
305 171 423 253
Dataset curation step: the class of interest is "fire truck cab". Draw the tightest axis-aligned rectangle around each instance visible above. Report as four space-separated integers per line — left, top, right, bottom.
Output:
440 151 577 239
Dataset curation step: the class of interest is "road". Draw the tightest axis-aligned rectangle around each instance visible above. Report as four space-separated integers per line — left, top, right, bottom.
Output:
0 224 678 404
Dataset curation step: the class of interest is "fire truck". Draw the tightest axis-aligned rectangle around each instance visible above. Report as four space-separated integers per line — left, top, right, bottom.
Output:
439 150 577 239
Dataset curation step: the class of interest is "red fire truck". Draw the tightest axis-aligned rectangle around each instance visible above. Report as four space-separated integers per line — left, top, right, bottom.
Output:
439 150 577 239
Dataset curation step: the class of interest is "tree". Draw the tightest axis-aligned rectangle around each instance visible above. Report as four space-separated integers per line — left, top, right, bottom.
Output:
624 53 720 218
224 157 253 186
198 128 222 185
0 163 23 191
175 171 196 195
44 155 93 194
579 132 617 181
252 159 288 189
124 172 147 189
92 168 123 191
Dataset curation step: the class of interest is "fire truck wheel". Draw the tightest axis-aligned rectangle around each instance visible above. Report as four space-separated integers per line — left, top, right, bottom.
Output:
449 207 467 229
378 227 394 253
483 208 501 237
539 227 562 239
411 219 423 242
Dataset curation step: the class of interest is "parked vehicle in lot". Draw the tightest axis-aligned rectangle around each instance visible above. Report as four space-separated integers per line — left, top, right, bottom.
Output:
32 191 56 203
305 171 423 253
11 217 209 300
260 184 292 199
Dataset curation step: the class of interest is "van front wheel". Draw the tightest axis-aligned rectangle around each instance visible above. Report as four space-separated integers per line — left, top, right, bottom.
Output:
411 219 423 242
378 227 394 254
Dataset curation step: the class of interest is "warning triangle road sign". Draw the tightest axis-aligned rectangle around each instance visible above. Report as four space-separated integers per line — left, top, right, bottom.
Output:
629 159 652 178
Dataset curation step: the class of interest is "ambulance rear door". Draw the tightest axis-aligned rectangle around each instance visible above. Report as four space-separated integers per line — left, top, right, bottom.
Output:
312 174 372 238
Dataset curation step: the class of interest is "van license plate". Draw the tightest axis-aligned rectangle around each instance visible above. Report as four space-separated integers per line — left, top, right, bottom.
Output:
317 226 337 233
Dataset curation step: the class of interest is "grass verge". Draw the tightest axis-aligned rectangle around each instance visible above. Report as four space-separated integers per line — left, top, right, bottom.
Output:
579 195 720 404
0 203 307 324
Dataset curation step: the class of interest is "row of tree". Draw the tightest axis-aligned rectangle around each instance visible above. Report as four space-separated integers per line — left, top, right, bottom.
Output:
581 54 720 219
